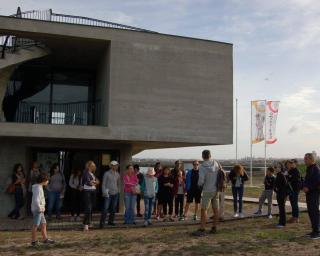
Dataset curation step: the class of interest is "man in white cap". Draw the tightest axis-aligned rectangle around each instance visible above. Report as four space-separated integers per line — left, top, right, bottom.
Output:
99 161 120 228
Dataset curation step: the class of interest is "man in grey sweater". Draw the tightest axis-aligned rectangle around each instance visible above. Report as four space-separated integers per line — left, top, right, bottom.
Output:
193 149 219 236
99 161 120 228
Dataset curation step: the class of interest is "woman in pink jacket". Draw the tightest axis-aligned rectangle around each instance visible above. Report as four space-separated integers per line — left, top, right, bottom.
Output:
123 164 139 224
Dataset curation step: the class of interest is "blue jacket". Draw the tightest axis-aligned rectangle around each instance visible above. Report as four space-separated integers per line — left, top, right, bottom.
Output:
185 169 192 191
304 164 320 192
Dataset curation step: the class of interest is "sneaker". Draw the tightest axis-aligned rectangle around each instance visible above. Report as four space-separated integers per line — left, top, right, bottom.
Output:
310 233 320 240
147 219 152 225
193 215 198 221
179 216 185 221
169 217 175 222
254 210 262 215
239 213 245 218
43 238 55 245
70 216 75 222
305 232 314 237
276 224 285 228
209 227 217 234
219 217 224 222
233 213 239 218
75 216 81 222
192 229 207 237
267 214 273 219
137 213 143 217
144 221 148 227
156 216 160 221
31 240 39 247
108 222 115 226
83 225 89 231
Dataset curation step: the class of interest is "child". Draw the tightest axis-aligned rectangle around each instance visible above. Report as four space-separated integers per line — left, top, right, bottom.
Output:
158 167 174 222
173 170 186 220
228 164 249 218
31 173 54 247
254 167 276 218
141 167 158 226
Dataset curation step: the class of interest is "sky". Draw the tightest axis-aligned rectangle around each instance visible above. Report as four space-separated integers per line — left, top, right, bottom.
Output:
1 0 320 160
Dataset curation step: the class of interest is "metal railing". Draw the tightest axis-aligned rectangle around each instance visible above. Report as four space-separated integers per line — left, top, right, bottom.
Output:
14 100 101 126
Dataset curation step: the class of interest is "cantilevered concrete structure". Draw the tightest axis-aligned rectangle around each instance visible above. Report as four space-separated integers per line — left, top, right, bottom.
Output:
0 8 233 216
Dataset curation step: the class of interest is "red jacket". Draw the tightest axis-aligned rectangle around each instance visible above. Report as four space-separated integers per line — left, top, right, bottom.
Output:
173 176 186 195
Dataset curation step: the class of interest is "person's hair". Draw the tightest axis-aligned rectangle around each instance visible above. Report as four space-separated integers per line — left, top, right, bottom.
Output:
13 163 24 175
162 166 170 175
85 160 96 170
274 162 284 172
305 153 315 163
233 164 245 176
36 172 49 184
31 161 38 170
291 159 298 164
192 160 199 165
202 150 211 160
175 160 182 165
267 167 275 174
126 164 134 170
50 163 60 176
133 164 140 171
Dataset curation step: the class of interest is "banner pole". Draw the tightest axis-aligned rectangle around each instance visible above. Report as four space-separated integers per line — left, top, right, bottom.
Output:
264 100 267 176
236 98 238 164
250 101 253 187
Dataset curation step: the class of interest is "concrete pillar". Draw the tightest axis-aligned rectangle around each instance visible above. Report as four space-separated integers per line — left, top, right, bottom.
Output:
118 144 133 213
0 65 15 121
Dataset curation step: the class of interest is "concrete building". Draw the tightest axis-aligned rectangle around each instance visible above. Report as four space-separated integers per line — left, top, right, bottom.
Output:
0 8 233 216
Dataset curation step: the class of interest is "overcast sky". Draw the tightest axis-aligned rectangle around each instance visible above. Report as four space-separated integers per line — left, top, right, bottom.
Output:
1 0 320 160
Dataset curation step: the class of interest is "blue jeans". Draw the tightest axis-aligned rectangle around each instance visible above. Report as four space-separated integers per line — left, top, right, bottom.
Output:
48 191 61 218
124 193 136 224
9 186 24 218
144 196 155 221
289 191 300 218
232 186 244 213
100 194 119 225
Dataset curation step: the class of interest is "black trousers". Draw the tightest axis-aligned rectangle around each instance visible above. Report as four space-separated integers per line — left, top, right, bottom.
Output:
276 193 287 226
8 186 24 218
306 191 320 233
136 194 142 214
83 190 96 225
174 194 184 216
162 195 173 215
70 189 82 217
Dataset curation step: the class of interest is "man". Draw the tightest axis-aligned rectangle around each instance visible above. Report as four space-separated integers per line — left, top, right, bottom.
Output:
99 161 120 228
193 150 219 236
287 159 301 224
134 164 144 217
184 160 202 220
303 153 320 239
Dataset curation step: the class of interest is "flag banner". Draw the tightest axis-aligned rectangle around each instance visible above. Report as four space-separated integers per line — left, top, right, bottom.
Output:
266 101 280 144
251 100 266 144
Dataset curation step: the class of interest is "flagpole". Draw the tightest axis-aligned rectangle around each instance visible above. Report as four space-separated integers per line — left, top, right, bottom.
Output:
236 98 238 164
264 100 267 176
250 101 253 187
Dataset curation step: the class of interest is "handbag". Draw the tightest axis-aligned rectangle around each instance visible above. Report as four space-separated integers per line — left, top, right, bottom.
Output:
133 184 141 195
6 183 16 194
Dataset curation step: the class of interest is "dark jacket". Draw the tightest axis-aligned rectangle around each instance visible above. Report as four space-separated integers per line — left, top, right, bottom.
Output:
304 164 320 193
158 175 174 196
274 171 288 195
288 168 301 193
228 170 249 187
264 175 275 190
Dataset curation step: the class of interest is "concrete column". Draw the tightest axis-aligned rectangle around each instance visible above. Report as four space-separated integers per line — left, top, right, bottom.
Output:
118 144 133 213
0 65 16 121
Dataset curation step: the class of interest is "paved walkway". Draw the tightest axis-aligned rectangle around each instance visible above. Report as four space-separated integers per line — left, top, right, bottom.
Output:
0 197 307 231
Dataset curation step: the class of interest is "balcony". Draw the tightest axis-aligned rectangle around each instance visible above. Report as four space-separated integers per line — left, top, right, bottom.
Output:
13 100 101 126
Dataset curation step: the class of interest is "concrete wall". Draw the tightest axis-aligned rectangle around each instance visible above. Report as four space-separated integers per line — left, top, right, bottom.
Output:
0 16 233 148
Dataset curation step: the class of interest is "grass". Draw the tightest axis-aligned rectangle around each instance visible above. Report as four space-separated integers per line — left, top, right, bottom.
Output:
0 213 318 256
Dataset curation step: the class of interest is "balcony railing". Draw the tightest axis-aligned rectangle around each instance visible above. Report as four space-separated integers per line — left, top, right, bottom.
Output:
14 100 101 126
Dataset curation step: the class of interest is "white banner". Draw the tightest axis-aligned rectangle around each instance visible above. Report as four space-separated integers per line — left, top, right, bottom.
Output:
266 101 280 144
251 100 266 144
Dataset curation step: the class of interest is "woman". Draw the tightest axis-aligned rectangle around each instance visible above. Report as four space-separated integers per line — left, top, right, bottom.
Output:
47 163 65 221
158 166 174 222
228 164 249 218
82 161 99 231
123 164 139 224
274 162 288 228
69 168 83 221
8 163 26 219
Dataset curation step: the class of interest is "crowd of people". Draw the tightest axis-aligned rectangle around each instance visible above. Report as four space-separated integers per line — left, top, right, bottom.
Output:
5 150 320 245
